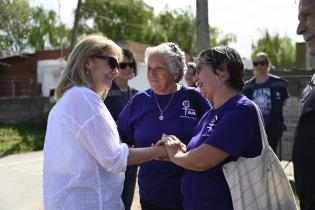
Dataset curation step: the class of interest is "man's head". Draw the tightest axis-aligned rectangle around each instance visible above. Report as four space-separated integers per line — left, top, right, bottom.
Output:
297 0 315 55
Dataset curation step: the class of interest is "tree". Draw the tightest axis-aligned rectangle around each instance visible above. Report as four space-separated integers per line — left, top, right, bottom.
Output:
155 9 198 52
251 29 295 69
29 6 71 51
78 0 236 54
209 27 236 47
156 9 236 53
0 0 70 52
79 0 155 44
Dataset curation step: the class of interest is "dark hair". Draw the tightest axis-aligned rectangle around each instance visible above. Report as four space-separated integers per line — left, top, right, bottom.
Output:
186 62 197 76
196 46 244 91
122 47 138 77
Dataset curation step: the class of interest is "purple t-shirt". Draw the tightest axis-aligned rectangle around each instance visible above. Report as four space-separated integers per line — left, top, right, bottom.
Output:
181 94 262 210
117 85 211 208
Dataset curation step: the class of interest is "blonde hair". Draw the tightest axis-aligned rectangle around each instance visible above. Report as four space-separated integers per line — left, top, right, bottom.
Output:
255 52 271 71
54 34 123 100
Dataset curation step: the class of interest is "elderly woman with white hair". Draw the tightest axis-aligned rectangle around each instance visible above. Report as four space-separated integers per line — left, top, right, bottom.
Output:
117 42 211 210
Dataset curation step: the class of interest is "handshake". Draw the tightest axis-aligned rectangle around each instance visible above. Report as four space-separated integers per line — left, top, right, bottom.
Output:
153 134 187 161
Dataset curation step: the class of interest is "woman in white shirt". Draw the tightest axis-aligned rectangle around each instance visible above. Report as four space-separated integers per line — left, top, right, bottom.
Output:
43 34 166 210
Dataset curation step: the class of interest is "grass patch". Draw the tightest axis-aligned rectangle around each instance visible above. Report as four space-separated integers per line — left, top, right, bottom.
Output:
0 123 46 157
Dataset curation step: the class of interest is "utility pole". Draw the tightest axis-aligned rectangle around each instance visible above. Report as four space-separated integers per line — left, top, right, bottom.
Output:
196 0 210 50
70 0 82 52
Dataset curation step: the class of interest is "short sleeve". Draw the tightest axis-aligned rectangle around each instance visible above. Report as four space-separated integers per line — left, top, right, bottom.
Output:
204 105 261 159
117 97 137 146
282 83 289 101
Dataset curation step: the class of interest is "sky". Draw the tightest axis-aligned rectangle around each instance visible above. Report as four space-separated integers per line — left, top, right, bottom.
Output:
29 0 304 59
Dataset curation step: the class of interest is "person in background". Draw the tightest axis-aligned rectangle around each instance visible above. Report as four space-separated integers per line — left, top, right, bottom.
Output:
159 47 262 210
293 0 315 209
184 62 197 87
105 47 138 121
104 47 138 210
43 34 167 210
243 52 289 154
117 42 211 210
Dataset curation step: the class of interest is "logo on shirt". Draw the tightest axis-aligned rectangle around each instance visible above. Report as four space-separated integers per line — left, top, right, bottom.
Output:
180 100 198 119
252 88 271 115
202 115 218 136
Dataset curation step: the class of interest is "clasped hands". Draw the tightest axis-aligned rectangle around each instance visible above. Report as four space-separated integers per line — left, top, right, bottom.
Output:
154 134 186 161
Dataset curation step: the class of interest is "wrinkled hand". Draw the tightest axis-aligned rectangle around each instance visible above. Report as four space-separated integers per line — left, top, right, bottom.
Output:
151 141 169 161
161 135 186 159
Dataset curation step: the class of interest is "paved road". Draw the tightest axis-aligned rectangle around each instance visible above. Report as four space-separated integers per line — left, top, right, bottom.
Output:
0 151 293 210
0 151 141 210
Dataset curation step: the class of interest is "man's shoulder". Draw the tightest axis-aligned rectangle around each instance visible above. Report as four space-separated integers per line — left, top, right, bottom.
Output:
302 88 315 115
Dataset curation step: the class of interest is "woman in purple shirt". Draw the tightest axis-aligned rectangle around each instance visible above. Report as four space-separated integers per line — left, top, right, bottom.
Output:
161 47 262 210
117 42 211 210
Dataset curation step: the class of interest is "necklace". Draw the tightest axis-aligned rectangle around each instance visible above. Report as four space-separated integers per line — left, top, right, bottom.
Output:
153 91 175 120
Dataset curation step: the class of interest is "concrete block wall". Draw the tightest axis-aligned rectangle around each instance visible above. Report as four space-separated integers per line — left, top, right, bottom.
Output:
0 96 305 161
0 97 50 124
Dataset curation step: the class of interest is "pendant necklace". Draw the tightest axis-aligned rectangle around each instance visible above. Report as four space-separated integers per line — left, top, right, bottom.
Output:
153 91 175 120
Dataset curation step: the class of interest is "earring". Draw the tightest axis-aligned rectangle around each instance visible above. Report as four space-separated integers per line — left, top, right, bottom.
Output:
215 75 221 86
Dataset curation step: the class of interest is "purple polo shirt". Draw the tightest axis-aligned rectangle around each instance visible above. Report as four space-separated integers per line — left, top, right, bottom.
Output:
181 94 262 210
117 85 211 208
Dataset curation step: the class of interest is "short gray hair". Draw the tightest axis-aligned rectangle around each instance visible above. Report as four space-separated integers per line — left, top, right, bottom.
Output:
144 42 187 83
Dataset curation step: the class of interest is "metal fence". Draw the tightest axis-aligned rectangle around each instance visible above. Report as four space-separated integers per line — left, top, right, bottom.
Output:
244 69 315 161
0 76 37 97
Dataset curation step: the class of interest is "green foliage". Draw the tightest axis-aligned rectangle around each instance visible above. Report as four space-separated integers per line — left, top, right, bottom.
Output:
0 0 70 52
79 0 235 53
251 29 296 69
79 0 154 43
0 0 235 54
210 27 236 47
154 9 198 52
29 7 71 50
0 123 46 157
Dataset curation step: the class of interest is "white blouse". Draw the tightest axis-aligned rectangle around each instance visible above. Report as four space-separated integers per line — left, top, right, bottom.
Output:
43 86 129 210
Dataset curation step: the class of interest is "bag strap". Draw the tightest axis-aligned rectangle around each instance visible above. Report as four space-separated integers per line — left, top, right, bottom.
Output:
188 87 203 119
251 101 269 148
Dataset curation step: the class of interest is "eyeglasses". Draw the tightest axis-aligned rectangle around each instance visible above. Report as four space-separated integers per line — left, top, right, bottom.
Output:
300 74 315 102
253 61 267 67
196 62 211 75
93 55 119 69
119 62 135 69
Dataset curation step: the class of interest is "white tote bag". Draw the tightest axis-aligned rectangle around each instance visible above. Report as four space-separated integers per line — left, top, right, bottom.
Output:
222 103 297 210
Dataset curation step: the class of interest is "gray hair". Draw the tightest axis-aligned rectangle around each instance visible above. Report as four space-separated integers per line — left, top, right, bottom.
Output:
144 42 187 83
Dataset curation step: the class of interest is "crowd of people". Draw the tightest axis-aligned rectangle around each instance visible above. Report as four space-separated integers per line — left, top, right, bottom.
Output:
42 0 315 209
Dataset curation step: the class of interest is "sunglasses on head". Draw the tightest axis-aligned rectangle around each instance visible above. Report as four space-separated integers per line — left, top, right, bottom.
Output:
253 61 267 67
93 55 119 69
119 62 135 69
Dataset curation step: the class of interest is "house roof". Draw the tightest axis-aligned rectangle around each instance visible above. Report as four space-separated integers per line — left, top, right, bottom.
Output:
0 49 69 61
